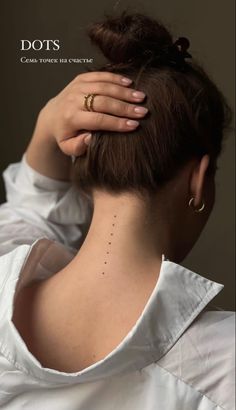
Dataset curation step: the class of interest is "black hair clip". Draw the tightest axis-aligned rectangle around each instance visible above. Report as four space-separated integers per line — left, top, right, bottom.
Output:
164 37 192 69
140 36 192 70
173 37 192 59
106 36 192 70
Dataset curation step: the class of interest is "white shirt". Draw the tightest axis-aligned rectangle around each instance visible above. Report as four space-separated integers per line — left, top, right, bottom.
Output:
0 155 235 410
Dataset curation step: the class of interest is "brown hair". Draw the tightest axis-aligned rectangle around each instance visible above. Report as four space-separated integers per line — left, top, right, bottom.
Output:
72 12 232 197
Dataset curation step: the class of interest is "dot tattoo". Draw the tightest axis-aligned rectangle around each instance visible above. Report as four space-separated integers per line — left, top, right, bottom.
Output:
101 214 117 276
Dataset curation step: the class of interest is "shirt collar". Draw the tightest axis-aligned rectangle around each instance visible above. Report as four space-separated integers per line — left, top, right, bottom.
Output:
0 237 224 385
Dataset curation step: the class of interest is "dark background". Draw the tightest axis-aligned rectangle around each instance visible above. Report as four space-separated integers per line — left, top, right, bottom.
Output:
0 0 235 309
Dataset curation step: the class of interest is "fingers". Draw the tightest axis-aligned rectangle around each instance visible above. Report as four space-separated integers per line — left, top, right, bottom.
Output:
86 95 148 119
80 81 146 103
72 111 141 132
74 71 133 86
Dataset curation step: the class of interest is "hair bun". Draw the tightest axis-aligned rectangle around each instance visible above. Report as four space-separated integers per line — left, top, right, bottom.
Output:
87 12 174 67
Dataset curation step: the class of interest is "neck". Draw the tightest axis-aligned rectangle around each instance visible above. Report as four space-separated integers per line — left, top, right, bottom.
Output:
69 191 170 280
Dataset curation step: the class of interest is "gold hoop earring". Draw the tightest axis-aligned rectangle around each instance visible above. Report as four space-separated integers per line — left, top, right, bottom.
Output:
188 197 205 213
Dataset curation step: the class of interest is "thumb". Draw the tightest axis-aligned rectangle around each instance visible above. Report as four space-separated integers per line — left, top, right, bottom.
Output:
59 132 92 156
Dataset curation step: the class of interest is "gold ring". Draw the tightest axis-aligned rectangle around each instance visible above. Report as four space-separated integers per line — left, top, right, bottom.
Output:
83 93 97 112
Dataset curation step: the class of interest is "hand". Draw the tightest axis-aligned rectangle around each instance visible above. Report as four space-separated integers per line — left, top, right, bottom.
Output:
37 71 148 156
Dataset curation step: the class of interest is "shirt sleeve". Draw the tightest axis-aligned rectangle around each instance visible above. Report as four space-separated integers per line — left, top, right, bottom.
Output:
0 153 93 256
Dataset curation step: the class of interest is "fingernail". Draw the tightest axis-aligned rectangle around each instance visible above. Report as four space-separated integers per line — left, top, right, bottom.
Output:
132 91 146 99
126 120 139 127
134 106 148 115
84 133 92 145
121 77 133 85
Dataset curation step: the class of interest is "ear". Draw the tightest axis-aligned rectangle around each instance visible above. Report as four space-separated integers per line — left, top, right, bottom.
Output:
189 155 210 206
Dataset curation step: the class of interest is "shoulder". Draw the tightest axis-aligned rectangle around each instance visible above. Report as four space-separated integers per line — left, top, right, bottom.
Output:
0 238 51 294
158 309 235 410
0 237 76 292
186 310 235 409
0 243 31 283
189 308 235 335
187 309 235 364
187 309 235 356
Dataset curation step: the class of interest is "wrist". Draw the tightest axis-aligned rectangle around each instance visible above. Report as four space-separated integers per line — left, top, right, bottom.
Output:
26 104 72 181
33 102 56 145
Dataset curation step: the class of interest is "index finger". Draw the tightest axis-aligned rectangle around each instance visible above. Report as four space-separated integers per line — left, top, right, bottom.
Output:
74 71 133 86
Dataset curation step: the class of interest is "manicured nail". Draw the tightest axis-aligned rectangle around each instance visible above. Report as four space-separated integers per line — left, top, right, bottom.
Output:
132 91 146 99
134 106 148 115
84 133 92 145
126 120 139 127
121 77 133 85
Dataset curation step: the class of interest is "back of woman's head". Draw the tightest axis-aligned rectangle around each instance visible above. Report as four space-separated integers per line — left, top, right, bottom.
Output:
72 11 232 197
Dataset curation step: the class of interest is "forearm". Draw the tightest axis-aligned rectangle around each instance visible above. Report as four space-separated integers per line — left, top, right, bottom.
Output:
25 107 72 181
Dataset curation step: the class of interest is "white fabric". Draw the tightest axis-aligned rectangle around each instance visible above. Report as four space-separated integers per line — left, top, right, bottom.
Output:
0 156 235 410
0 153 93 255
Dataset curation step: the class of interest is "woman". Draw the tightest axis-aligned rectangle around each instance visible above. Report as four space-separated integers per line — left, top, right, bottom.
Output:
0 12 234 410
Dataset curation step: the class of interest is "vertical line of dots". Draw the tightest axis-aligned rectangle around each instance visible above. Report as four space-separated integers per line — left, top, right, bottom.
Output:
101 214 116 275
